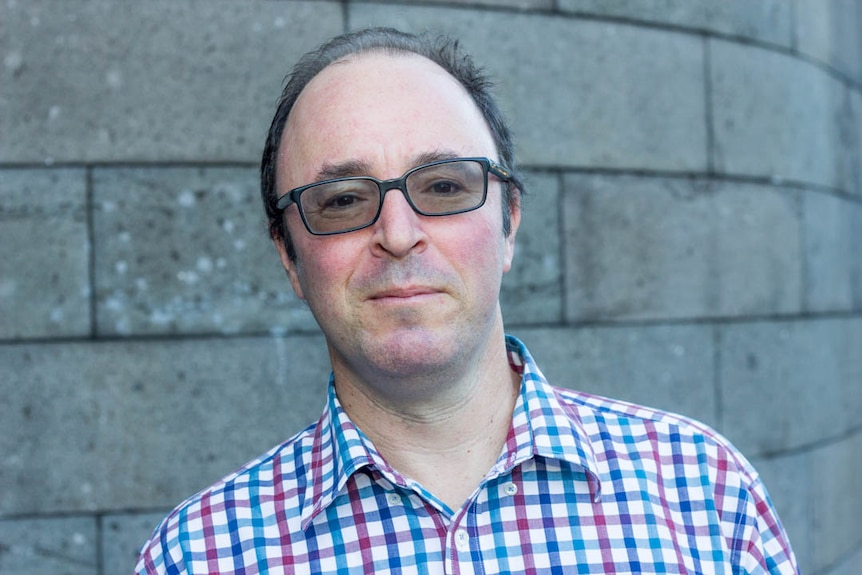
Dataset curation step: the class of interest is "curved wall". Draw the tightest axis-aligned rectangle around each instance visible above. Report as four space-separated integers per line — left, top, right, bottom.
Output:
1 1 860 573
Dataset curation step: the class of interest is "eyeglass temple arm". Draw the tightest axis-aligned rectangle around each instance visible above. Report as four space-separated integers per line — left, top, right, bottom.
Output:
488 160 513 182
276 192 297 210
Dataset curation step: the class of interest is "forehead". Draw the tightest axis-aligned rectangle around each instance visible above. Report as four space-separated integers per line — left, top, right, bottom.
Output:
278 52 497 186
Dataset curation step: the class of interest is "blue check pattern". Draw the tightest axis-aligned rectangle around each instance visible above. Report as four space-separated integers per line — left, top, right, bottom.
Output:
136 335 798 574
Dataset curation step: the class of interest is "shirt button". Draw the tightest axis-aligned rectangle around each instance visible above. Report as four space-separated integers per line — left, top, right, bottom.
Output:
455 528 470 552
387 493 401 505
504 482 518 496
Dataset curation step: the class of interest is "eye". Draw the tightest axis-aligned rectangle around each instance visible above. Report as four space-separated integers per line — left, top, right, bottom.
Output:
425 179 465 196
324 193 363 209
304 181 376 216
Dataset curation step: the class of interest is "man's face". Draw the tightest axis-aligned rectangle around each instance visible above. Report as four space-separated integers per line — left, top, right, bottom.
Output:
274 52 520 388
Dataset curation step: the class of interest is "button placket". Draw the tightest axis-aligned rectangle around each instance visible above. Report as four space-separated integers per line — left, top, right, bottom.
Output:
454 528 470 552
386 492 401 505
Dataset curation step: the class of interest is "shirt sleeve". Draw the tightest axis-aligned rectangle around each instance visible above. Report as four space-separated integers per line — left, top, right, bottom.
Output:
713 445 800 574
134 515 188 575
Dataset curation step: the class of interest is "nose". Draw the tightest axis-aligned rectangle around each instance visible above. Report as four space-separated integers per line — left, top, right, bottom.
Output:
370 187 426 258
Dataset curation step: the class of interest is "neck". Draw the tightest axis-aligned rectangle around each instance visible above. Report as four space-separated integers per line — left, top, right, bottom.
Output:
332 328 520 510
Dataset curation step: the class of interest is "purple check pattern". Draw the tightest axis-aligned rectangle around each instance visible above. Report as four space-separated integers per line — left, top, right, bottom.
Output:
136 336 798 574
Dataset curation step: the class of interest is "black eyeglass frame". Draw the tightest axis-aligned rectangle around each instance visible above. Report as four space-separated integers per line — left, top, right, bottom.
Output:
275 157 513 236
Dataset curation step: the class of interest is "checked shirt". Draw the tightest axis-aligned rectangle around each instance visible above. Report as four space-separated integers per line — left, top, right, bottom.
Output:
136 335 798 574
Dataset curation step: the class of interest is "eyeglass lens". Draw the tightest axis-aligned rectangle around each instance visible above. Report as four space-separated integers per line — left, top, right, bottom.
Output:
298 160 487 234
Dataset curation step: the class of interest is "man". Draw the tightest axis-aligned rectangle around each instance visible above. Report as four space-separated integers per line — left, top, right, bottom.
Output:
136 28 798 574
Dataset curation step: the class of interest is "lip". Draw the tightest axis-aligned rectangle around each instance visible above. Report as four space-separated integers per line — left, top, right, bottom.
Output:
369 286 442 301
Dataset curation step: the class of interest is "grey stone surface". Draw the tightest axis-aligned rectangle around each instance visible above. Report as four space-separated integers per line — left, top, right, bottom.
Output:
0 0 342 163
512 324 717 427
820 544 862 575
855 200 862 308
559 0 793 48
795 0 862 84
711 38 853 192
719 317 862 457
394 0 554 8
0 516 97 575
0 168 91 339
802 190 862 312
0 334 331 515
102 512 168 575
562 175 801 322
350 4 708 171
852 89 862 198
502 171 562 325
92 167 317 336
750 451 812 573
810 431 862 573
837 85 862 199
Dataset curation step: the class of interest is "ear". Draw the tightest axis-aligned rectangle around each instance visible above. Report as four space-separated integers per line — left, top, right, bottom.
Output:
273 235 306 301
502 191 521 273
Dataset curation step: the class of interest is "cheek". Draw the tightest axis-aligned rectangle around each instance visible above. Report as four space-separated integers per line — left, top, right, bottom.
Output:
441 217 509 277
292 253 350 330
293 237 359 300
296 251 339 294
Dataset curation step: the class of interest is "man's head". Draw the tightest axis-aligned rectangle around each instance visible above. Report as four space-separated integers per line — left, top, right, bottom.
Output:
261 27 523 261
262 28 522 385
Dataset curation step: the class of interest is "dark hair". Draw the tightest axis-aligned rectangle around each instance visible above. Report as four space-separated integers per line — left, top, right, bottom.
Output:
260 27 523 260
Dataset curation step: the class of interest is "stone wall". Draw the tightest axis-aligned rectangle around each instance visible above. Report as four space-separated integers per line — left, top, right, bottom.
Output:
1 1 860 573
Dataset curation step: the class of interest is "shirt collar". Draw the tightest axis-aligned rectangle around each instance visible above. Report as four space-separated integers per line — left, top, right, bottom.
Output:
299 377 380 530
299 335 602 528
502 335 602 501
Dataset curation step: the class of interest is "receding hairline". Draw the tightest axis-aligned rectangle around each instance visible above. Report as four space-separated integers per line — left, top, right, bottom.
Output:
280 49 497 155
286 48 477 127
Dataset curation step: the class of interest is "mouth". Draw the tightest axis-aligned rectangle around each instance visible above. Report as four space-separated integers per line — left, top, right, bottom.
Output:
369 286 443 301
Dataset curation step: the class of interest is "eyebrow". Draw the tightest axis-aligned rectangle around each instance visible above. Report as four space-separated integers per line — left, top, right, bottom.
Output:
315 159 372 181
314 150 463 182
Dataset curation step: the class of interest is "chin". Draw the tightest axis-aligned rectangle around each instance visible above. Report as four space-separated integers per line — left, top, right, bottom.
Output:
364 329 466 375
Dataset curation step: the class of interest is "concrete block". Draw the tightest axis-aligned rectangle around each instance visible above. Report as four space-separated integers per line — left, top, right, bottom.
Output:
0 168 90 339
0 516 97 575
749 451 812 573
350 4 708 171
558 0 793 48
845 318 862 431
92 167 317 336
512 324 718 428
795 0 862 84
502 171 563 325
810 431 862 572
719 318 862 457
562 175 801 322
0 334 331 515
394 0 554 8
837 85 862 200
711 39 852 192
852 89 862 198
102 512 169 575
0 0 343 163
802 190 862 312
820 544 862 575
855 200 862 308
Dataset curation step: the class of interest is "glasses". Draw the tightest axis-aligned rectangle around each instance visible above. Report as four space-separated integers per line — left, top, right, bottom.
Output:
275 157 512 235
